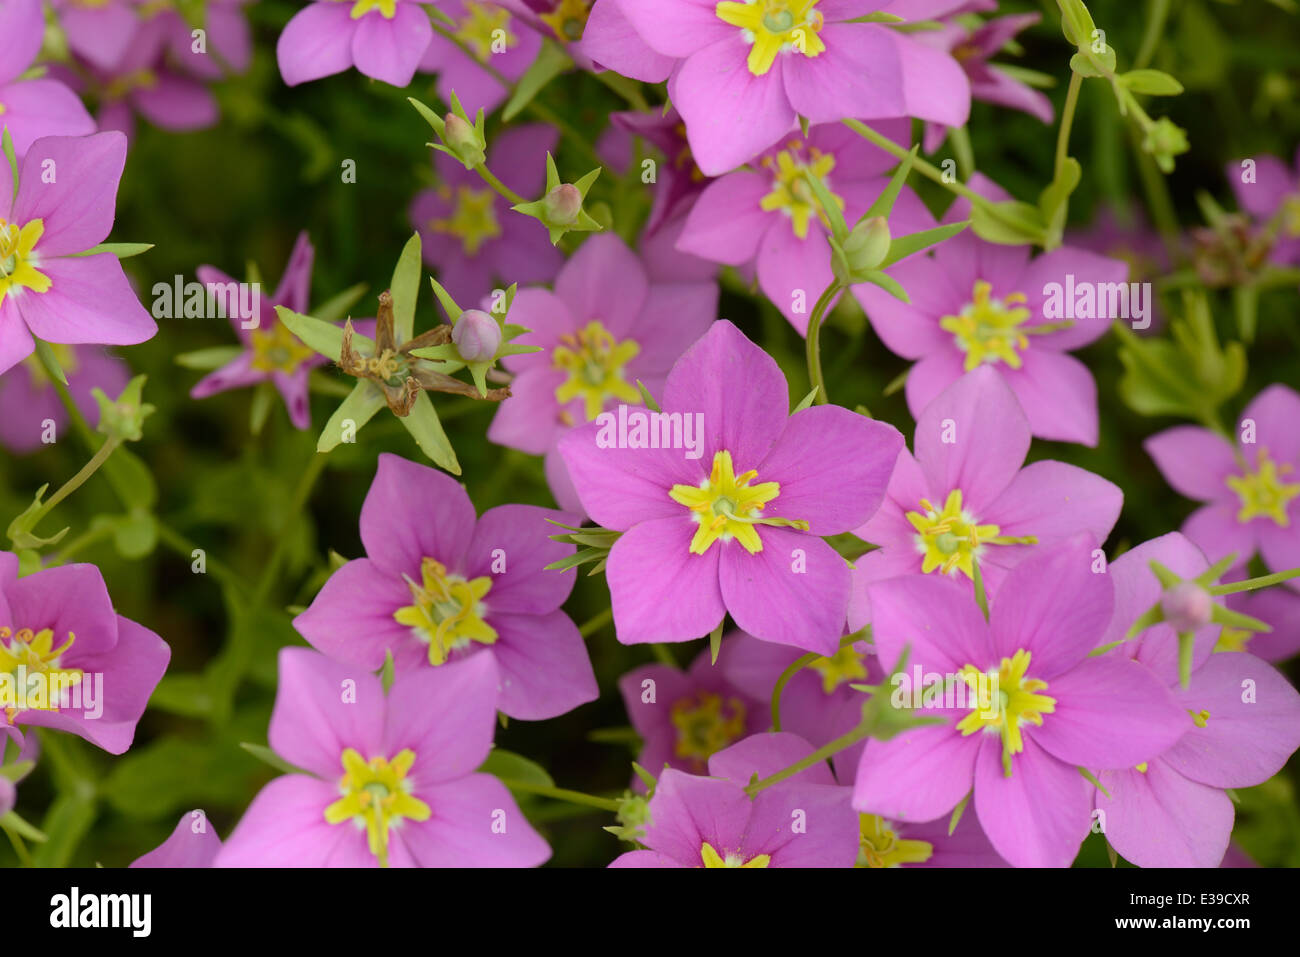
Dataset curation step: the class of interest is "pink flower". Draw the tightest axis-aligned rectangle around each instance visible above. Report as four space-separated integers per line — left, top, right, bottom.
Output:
488 233 716 514
916 12 1053 153
558 320 903 654
215 649 551 867
854 176 1129 445
582 0 971 175
854 538 1188 867
190 232 328 430
0 552 170 754
409 124 564 309
294 453 598 720
1225 145 1300 266
1092 533 1300 867
0 132 156 376
610 732 858 868
130 811 222 868
0 0 96 158
418 0 542 115
1145 384 1300 589
676 119 935 332
618 643 766 783
0 344 130 453
277 0 437 88
850 366 1122 625
49 0 141 72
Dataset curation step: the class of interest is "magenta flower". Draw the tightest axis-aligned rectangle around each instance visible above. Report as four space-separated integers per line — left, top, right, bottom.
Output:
294 453 597 720
584 0 971 175
0 132 156 376
409 124 563 309
190 232 327 430
0 344 129 454
676 120 936 333
916 12 1053 153
850 366 1122 625
618 643 765 782
418 0 542 116
82 46 219 140
135 0 253 82
1066 205 1172 333
722 629 879 780
1225 146 1300 266
49 0 142 72
0 552 170 754
0 0 96 158
215 649 550 867
1222 582 1300 662
1145 384 1300 588
277 0 436 88
488 232 716 513
610 732 858 868
1091 533 1300 867
854 538 1188 867
130 810 223 868
558 320 903 654
854 179 1129 445
854 808 1008 868
608 107 710 238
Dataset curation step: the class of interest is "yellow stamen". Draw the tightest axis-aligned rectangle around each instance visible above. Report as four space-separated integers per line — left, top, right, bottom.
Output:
393 557 497 666
809 644 867 694
955 649 1056 775
455 1 517 60
552 321 642 421
670 450 806 555
539 0 590 43
700 842 771 868
856 814 933 868
350 0 396 19
759 142 842 240
250 321 316 375
323 748 430 867
0 219 52 307
716 0 826 76
905 489 1035 580
670 691 747 770
429 185 502 258
0 626 84 722
1226 448 1300 527
939 280 1034 371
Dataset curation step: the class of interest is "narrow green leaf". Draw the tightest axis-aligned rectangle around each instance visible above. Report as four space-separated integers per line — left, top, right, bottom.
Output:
391 233 422 342
318 381 385 453
399 391 461 474
504 41 572 121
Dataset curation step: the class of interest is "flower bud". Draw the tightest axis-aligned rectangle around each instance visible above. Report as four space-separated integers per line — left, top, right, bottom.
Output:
444 113 485 168
543 184 583 226
452 309 502 363
843 216 892 273
0 777 14 817
1161 581 1213 632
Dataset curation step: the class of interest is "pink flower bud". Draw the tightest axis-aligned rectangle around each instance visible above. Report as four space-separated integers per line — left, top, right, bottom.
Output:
452 309 502 363
544 184 583 225
1161 582 1213 632
0 777 14 817
444 113 485 167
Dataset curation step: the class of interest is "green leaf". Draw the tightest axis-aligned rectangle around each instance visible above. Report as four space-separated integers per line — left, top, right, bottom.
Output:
175 345 244 370
879 220 969 268
429 276 463 322
1039 157 1082 231
32 793 96 867
1120 69 1184 96
70 242 154 259
0 810 46 842
636 379 662 412
865 145 919 220
113 509 157 559
318 381 386 453
1069 47 1115 77
277 306 374 362
249 380 275 435
391 232 422 342
33 338 68 386
312 282 369 323
969 199 1049 246
793 386 820 413
3 128 17 205
380 650 396 693
709 619 724 665
237 743 310 778
802 167 849 241
504 40 573 121
860 269 910 303
479 748 555 789
1058 0 1098 47
399 391 461 474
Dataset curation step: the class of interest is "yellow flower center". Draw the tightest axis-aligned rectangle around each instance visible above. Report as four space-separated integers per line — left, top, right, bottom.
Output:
0 219 52 307
905 489 1035 579
250 321 316 375
1189 708 1210 728
429 185 502 258
809 644 867 694
323 748 431 867
1282 195 1300 237
104 68 158 99
956 649 1056 775
700 842 771 868
670 691 748 770
670 450 807 555
939 280 1034 371
551 320 642 423
539 0 590 43
393 557 497 666
1226 448 1300 526
759 142 842 240
350 0 396 19
456 1 517 60
1215 627 1250 653
0 626 83 722
716 0 826 76
856 814 933 868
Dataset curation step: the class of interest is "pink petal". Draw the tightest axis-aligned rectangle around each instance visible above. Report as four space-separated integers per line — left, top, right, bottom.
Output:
605 516 725 644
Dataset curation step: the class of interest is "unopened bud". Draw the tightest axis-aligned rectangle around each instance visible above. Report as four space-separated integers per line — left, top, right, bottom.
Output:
844 216 892 273
1161 582 1213 632
444 113 485 167
544 184 583 226
452 309 502 363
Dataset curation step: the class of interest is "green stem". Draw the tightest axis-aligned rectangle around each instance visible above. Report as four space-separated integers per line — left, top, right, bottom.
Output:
745 720 872 798
18 437 120 541
1054 71 1083 184
950 125 975 180
1208 567 1300 596
771 652 820 732
474 163 527 206
496 779 621 811
805 281 843 407
578 606 614 638
252 453 328 606
1134 0 1172 70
